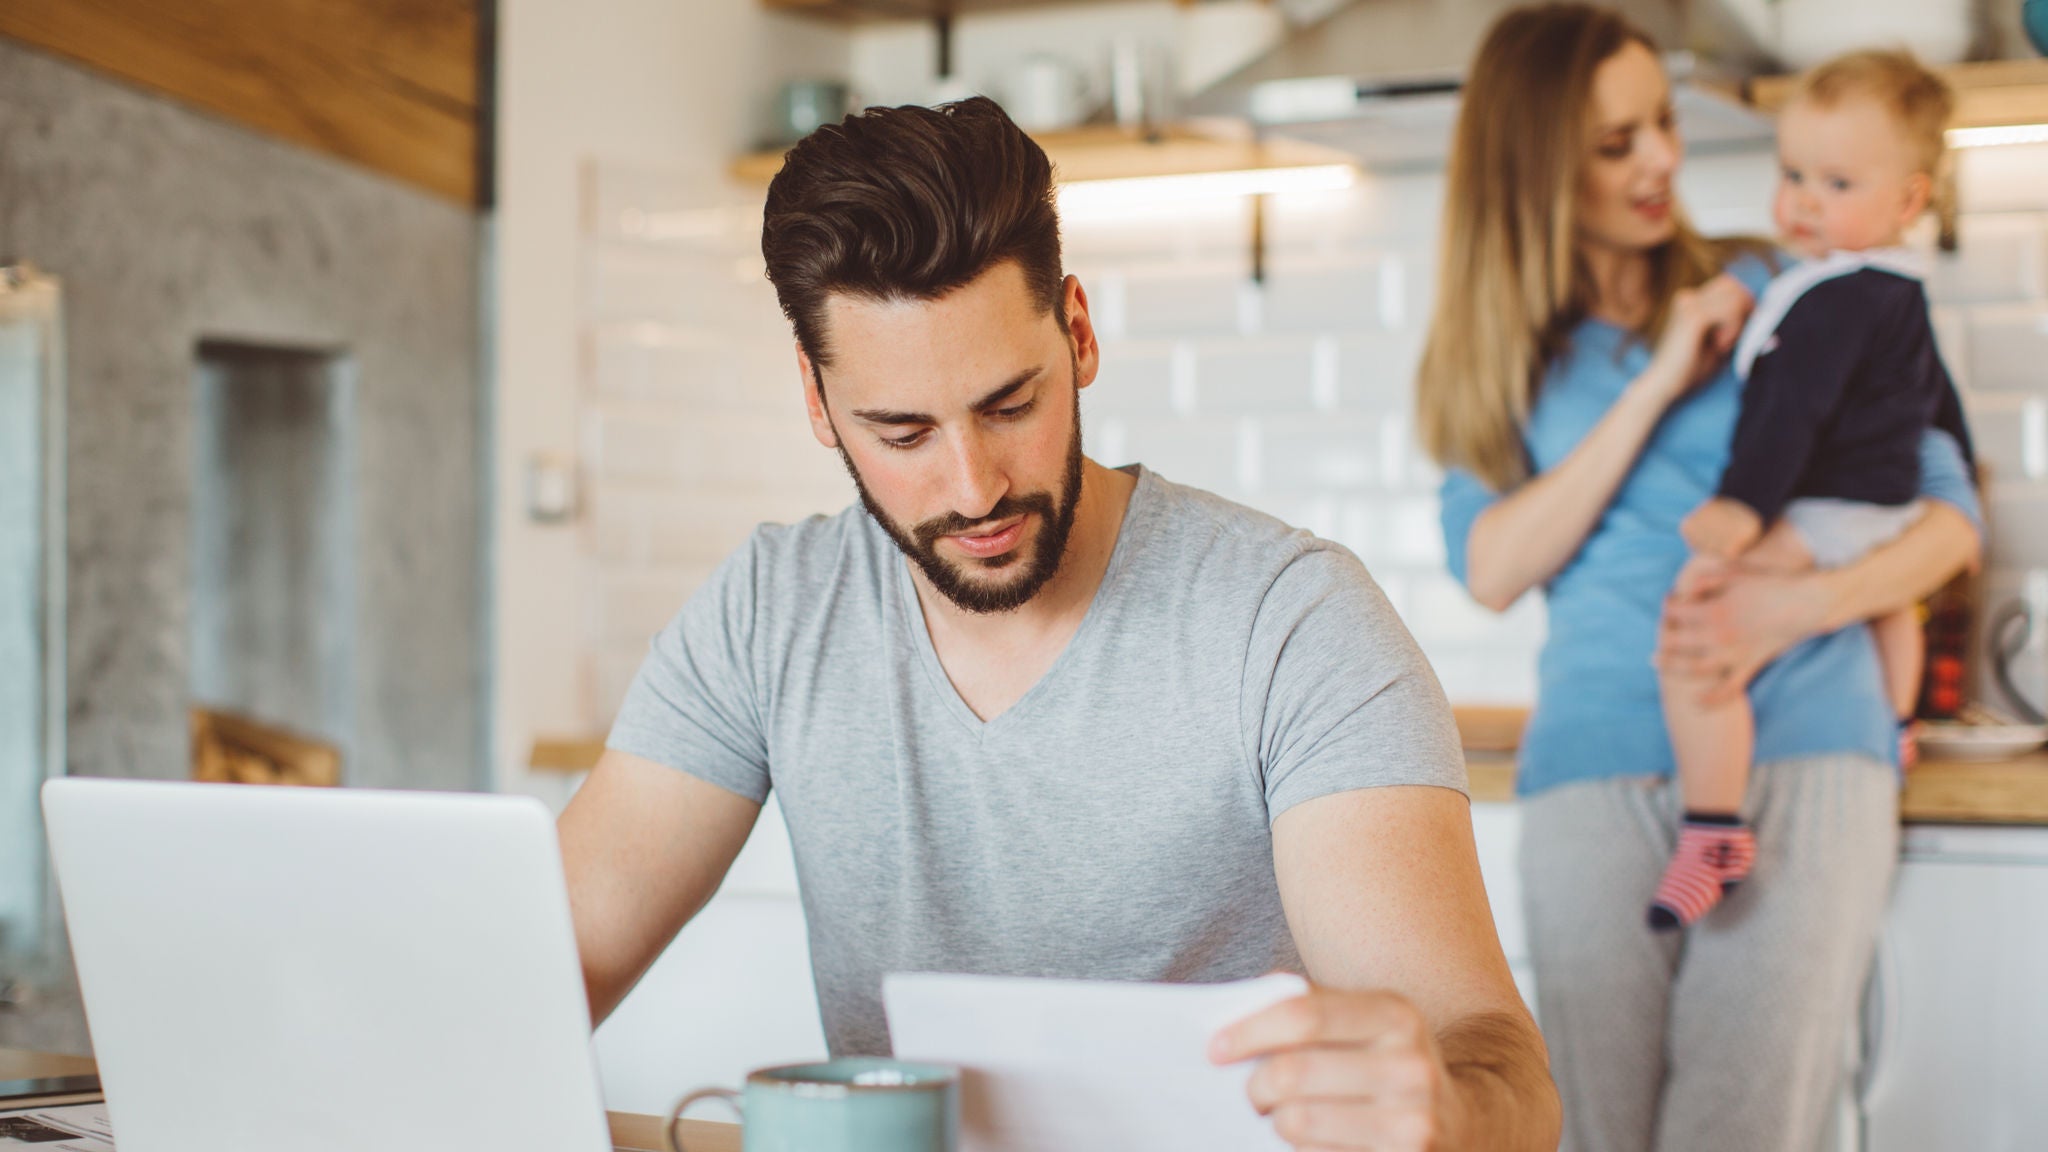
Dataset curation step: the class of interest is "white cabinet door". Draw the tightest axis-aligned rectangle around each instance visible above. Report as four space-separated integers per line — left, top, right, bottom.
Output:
1860 831 2048 1152
1470 803 1537 1011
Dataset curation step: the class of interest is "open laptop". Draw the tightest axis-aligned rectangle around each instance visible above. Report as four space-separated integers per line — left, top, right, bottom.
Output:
41 778 613 1152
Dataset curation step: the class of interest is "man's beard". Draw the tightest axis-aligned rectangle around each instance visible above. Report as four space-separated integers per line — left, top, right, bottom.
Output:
837 381 1086 616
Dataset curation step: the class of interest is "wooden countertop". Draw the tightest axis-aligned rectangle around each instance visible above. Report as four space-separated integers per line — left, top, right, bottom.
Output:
1460 710 2048 825
545 712 2048 824
0 1049 737 1152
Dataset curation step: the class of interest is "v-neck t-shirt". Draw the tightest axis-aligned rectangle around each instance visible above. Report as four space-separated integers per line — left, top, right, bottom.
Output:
608 465 1466 1057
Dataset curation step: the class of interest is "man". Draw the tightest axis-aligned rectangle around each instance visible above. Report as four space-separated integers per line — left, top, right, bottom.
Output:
560 97 1559 1150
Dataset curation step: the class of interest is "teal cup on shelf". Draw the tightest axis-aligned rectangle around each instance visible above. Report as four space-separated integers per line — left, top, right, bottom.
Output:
2027 0 2048 56
665 1057 959 1152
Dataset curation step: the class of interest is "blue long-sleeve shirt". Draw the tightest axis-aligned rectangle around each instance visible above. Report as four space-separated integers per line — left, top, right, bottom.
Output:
1438 257 1983 797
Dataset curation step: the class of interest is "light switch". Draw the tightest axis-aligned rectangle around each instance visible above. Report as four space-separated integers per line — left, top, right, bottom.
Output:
526 453 578 524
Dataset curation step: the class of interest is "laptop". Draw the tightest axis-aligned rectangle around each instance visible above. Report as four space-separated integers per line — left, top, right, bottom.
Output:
41 778 613 1152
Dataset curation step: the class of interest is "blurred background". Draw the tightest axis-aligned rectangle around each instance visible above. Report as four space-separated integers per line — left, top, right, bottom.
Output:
2 0 2046 1142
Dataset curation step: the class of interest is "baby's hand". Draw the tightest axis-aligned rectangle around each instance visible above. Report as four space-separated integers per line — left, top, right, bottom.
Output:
1682 498 1763 559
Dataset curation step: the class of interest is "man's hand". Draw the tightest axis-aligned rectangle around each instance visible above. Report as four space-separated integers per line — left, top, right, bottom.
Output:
1212 987 1457 1151
1681 497 1763 559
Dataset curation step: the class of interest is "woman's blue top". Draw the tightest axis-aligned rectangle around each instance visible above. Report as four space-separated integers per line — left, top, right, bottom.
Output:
1438 257 1984 797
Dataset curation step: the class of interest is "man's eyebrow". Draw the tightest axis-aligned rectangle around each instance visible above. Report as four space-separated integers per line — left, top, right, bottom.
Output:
848 366 1044 426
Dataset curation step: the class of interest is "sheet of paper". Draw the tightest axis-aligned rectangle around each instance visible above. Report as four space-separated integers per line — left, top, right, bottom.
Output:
884 972 1308 1152
0 1102 114 1150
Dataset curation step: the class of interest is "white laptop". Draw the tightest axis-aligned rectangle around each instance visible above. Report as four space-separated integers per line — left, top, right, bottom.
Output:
41 778 613 1152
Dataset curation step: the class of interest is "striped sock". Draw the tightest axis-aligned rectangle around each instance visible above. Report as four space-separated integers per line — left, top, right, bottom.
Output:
1648 818 1757 932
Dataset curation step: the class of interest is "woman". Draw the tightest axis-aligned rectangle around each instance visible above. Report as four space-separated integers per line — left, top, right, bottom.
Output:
1416 6 1982 1151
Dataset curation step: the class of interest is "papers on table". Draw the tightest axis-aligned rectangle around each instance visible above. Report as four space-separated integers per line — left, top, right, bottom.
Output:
884 972 1307 1152
0 1102 114 1150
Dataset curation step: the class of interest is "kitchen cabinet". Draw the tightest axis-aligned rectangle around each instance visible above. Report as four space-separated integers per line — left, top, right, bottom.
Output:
1856 825 2048 1152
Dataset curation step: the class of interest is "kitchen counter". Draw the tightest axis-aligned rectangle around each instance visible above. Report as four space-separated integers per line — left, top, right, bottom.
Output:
0 1049 736 1152
1465 749 2048 825
1455 705 2048 823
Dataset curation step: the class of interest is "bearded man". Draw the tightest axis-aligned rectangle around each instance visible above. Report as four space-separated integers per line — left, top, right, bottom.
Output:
559 97 1559 1151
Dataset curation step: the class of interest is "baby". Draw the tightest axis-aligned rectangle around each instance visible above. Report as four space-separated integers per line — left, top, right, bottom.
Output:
1651 50 1976 931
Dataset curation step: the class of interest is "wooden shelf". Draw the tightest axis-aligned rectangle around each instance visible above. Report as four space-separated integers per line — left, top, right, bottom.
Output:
1748 58 2048 129
764 0 1130 23
733 124 1357 185
531 736 606 774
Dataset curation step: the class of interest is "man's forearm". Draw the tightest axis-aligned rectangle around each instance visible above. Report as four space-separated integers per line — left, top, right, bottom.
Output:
1438 1010 1562 1151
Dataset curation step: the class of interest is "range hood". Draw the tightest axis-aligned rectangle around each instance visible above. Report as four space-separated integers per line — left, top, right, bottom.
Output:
1189 0 1780 168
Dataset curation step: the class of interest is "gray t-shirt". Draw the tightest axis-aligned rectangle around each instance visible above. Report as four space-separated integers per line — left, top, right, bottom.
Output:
608 466 1465 1056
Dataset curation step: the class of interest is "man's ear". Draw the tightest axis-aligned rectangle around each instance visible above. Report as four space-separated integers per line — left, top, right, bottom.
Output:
1899 170 1933 229
798 344 839 449
1063 275 1102 392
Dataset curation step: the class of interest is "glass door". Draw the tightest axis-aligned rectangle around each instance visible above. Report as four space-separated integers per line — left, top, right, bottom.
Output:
0 262 64 974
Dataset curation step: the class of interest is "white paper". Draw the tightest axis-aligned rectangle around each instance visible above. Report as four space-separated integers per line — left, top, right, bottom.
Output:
0 1102 115 1150
884 972 1308 1152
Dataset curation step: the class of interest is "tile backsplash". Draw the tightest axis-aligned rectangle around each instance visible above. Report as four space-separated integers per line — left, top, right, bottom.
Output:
572 138 2048 733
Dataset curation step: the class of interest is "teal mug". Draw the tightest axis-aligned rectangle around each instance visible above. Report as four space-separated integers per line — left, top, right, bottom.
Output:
665 1057 959 1152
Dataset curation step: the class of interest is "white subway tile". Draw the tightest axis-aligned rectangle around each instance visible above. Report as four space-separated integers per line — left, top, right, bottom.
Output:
1261 255 1386 333
1120 265 1249 337
1409 570 1545 647
1062 201 1252 264
1963 392 2048 484
1091 417 1134 468
582 242 746 327
1374 496 1449 567
1191 339 1320 413
1259 414 1384 491
586 484 650 563
1120 417 1244 496
589 326 746 409
1926 214 2048 304
1083 342 1177 415
642 492 825 567
585 642 655 733
1418 648 1540 706
1334 331 1427 411
1966 304 2048 394
1955 143 2048 215
583 160 737 248
1930 306 1971 391
1986 480 2048 568
586 410 688 482
590 567 717 645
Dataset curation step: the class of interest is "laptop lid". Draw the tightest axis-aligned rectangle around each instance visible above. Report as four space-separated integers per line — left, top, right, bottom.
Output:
41 778 611 1152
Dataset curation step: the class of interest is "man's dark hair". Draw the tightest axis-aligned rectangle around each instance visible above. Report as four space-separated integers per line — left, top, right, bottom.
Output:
761 96 1066 378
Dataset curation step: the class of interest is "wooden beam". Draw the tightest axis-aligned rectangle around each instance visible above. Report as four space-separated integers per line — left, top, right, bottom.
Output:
0 0 480 204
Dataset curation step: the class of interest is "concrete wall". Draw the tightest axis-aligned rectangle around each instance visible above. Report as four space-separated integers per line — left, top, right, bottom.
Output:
0 37 486 794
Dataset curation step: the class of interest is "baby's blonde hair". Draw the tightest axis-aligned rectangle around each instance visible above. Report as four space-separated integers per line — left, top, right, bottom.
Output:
1796 49 1955 176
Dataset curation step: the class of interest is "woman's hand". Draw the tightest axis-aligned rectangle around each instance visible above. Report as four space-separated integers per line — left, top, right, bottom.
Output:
1641 273 1754 403
1657 562 1833 704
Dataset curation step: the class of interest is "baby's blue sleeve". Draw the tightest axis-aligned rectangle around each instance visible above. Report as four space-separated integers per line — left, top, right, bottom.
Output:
1439 467 1502 590
1919 428 1984 537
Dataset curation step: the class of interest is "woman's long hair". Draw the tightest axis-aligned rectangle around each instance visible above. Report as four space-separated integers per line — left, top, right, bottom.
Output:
1414 3 1730 493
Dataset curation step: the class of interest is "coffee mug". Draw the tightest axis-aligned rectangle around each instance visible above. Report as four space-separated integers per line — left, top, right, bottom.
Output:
665 1057 959 1152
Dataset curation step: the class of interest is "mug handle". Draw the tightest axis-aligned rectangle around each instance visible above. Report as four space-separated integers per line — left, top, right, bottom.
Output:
666 1086 743 1152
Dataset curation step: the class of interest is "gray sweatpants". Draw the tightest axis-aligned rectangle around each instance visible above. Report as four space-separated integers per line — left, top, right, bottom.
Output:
1520 754 1898 1152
